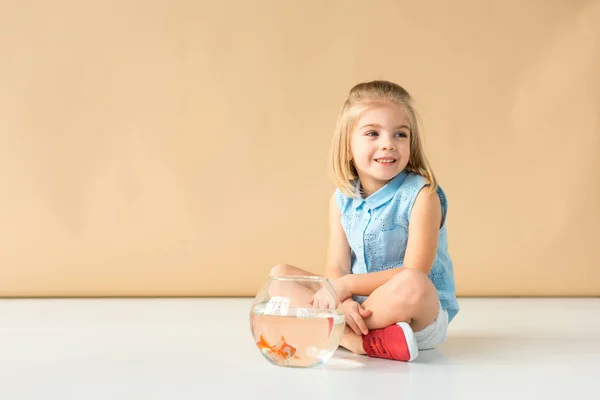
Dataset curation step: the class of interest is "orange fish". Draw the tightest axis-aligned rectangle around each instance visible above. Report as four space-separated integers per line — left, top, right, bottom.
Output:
256 335 299 362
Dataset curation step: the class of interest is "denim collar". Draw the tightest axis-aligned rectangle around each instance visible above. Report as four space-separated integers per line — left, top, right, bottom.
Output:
351 170 408 210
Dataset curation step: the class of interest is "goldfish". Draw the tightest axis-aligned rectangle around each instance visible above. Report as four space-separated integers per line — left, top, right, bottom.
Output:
256 334 300 362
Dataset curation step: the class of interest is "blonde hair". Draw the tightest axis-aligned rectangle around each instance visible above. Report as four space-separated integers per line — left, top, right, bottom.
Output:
328 80 437 197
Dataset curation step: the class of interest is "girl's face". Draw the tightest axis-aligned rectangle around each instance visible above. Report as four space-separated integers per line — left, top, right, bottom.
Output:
349 102 411 196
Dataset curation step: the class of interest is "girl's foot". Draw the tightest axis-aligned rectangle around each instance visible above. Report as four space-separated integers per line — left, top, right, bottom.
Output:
340 326 366 355
362 322 419 362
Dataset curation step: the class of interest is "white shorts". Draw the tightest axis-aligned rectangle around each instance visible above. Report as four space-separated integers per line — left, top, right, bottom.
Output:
414 302 449 350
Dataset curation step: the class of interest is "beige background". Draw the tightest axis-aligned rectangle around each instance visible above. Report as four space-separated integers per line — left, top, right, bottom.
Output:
1 1 599 297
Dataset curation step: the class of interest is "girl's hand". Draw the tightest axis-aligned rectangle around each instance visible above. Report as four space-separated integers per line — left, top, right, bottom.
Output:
309 286 335 310
309 276 352 309
341 298 372 335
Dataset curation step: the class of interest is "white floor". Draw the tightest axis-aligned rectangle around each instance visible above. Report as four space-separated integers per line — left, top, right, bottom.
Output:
0 298 599 400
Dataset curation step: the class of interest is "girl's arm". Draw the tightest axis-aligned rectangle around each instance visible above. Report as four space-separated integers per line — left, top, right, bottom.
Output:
325 193 352 280
344 187 442 297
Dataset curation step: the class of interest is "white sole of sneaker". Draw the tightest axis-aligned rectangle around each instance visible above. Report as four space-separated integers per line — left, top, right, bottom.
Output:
396 322 419 361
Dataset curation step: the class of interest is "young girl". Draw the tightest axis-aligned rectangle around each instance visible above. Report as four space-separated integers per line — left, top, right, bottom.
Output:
270 80 459 362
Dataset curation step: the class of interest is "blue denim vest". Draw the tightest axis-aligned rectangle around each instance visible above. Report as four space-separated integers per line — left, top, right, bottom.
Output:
335 170 459 322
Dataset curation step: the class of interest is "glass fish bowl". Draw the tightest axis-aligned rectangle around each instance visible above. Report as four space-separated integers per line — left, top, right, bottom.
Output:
250 275 345 368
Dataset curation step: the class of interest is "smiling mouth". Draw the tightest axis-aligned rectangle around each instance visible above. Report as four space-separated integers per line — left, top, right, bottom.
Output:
374 158 396 164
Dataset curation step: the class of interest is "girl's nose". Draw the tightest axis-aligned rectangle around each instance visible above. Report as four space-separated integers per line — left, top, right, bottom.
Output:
380 140 395 151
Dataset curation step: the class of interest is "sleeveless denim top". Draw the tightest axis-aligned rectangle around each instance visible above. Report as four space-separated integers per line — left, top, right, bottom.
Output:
335 170 459 322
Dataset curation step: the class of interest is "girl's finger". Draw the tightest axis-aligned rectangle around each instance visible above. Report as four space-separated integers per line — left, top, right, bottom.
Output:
318 299 329 310
351 312 369 335
359 306 372 317
346 317 361 336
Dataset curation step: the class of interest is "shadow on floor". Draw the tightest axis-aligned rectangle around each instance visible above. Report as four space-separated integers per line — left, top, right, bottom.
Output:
326 333 598 368
412 335 511 364
327 336 515 366
417 334 599 364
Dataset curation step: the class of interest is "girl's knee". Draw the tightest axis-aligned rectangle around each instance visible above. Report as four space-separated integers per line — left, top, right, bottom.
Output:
389 268 434 306
269 263 294 276
269 263 312 277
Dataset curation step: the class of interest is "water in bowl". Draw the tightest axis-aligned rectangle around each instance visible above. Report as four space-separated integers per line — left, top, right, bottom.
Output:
250 303 345 368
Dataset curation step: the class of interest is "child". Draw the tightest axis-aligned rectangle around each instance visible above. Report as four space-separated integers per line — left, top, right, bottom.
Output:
270 80 459 362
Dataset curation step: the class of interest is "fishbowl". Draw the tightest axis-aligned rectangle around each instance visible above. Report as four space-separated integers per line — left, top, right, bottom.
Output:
250 275 345 368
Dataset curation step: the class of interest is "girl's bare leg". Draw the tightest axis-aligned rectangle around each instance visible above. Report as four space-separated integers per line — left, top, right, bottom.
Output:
266 264 319 306
269 263 317 278
341 268 440 354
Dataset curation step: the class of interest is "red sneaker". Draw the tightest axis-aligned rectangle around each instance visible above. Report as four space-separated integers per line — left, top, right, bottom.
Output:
362 322 419 361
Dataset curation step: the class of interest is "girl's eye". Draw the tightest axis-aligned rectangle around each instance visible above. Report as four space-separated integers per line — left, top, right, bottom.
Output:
366 131 378 137
395 132 408 138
